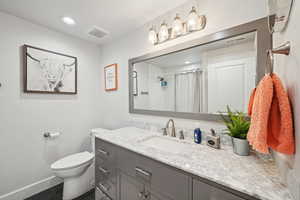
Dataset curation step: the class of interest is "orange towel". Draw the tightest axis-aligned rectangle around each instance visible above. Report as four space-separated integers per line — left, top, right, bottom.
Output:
247 75 273 154
248 74 295 155
248 88 256 116
268 74 294 154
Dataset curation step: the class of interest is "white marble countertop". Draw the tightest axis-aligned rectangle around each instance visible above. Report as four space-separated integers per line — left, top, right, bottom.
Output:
92 127 292 200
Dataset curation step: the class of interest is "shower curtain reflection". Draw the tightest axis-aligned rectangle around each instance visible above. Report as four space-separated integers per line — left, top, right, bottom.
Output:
175 70 204 113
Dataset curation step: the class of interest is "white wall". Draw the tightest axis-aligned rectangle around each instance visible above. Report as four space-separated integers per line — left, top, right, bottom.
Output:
97 0 267 129
0 12 102 198
273 1 300 199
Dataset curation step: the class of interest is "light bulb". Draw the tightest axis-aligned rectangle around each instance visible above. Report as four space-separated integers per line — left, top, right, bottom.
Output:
148 27 157 44
172 14 183 37
61 16 76 26
159 22 169 43
187 7 200 32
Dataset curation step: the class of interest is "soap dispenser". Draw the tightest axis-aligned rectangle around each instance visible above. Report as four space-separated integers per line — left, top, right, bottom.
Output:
206 129 220 149
194 128 202 144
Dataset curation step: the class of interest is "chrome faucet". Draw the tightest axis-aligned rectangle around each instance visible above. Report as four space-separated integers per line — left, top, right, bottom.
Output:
165 119 176 137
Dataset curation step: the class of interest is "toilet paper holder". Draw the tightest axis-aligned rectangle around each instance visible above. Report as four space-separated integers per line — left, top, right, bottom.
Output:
43 132 61 138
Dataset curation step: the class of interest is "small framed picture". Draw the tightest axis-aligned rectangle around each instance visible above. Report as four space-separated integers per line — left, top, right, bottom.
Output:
104 64 118 91
23 45 77 94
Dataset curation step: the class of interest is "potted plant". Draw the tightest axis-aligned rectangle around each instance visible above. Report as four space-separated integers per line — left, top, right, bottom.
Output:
220 106 250 156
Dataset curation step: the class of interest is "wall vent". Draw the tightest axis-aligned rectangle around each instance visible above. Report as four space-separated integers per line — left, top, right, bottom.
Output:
88 26 108 39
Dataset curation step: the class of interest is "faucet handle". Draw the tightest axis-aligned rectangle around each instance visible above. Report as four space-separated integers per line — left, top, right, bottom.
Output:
161 128 168 136
179 130 185 140
210 128 216 136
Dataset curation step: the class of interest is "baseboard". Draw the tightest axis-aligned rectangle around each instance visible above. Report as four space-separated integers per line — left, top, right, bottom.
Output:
0 176 62 200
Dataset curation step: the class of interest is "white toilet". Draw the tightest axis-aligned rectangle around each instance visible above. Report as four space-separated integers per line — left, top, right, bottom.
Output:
51 133 96 200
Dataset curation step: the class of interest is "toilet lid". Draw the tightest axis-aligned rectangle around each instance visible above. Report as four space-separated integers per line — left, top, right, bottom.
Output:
51 151 94 170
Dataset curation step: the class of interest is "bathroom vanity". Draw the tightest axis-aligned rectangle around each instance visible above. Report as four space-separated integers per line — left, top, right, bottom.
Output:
94 17 292 200
94 127 292 200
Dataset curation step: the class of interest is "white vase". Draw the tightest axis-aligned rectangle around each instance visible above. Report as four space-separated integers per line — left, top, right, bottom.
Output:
231 137 250 156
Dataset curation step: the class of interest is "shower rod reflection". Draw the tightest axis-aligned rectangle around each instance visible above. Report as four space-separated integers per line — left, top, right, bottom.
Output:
175 68 203 75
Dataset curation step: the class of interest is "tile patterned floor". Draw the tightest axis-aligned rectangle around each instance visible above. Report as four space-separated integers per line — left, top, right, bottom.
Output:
25 184 95 200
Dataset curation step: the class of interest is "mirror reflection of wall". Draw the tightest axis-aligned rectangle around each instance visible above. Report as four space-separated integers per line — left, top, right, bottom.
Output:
133 32 257 114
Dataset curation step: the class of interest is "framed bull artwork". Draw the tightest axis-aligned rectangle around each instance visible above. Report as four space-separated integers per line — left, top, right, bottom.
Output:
23 45 77 94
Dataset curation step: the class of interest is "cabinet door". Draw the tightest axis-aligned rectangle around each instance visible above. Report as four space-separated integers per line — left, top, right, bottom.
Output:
117 147 190 200
193 179 245 200
142 158 191 200
146 188 173 200
119 172 144 200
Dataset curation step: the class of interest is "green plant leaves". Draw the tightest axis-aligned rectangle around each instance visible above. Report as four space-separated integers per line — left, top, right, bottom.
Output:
219 106 250 139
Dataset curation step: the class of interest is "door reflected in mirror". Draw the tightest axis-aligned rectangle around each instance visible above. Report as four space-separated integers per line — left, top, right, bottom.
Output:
133 32 257 114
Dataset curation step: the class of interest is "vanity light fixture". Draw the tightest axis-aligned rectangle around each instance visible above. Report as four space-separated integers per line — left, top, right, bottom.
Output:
158 22 169 43
172 14 184 38
185 61 191 64
148 26 158 45
62 16 76 26
187 6 200 32
148 7 206 45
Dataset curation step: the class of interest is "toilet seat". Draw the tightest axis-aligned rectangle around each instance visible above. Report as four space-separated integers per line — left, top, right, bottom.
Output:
51 151 94 171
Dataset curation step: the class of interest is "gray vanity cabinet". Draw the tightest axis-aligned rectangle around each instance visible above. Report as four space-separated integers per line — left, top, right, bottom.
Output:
193 179 245 200
95 138 253 200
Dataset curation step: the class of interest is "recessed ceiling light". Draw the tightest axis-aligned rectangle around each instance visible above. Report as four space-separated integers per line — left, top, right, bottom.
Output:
62 17 76 26
185 61 191 64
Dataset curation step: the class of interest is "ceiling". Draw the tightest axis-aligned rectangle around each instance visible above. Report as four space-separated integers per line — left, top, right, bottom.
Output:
0 0 187 44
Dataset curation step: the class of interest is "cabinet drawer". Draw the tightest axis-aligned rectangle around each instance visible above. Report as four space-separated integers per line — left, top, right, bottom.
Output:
95 139 116 161
95 164 117 185
96 180 117 200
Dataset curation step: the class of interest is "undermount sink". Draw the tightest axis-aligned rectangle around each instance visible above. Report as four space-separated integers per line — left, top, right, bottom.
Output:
139 136 191 154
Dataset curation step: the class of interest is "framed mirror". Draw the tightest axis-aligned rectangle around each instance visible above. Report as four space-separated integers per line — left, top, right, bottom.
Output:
129 17 272 121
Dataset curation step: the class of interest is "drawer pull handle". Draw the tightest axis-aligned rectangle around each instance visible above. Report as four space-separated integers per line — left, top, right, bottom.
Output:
98 148 109 156
99 166 109 174
138 192 144 199
99 183 110 192
138 191 150 200
135 167 151 178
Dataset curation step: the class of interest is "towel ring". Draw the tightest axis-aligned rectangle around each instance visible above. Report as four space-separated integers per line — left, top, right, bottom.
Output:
267 15 275 34
267 41 291 74
267 0 294 33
